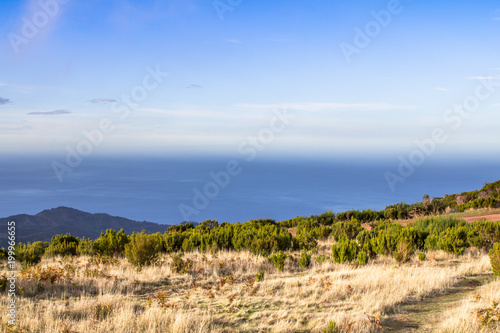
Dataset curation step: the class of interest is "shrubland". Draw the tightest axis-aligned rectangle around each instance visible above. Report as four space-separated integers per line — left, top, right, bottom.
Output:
1 212 500 332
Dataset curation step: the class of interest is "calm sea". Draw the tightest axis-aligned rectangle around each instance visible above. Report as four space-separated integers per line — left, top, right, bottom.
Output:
1 155 499 225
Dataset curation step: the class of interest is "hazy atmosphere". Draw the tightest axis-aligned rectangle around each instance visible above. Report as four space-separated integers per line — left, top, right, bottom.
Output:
1 0 500 157
2 2 500 333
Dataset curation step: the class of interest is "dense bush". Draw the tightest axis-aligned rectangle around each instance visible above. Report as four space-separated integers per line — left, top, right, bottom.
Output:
357 250 369 265
468 220 500 251
489 242 500 277
331 218 363 242
370 222 402 255
268 251 287 271
44 233 79 257
94 229 130 257
331 240 359 264
16 241 47 268
299 249 312 269
295 219 320 250
232 220 292 255
77 237 95 256
124 232 163 267
393 227 425 262
316 254 329 264
438 226 469 255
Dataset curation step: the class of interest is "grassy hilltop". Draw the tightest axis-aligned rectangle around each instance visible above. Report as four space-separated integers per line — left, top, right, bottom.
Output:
2 180 500 332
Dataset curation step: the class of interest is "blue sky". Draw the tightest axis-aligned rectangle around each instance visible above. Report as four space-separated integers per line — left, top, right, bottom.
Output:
1 0 500 158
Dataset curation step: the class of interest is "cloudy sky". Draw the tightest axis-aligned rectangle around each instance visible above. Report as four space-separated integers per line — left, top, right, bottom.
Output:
1 0 500 158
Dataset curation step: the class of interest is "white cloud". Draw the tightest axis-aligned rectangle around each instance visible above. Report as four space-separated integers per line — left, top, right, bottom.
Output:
467 76 500 80
234 102 417 112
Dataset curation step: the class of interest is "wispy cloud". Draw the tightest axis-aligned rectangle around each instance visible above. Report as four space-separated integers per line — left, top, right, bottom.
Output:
27 110 72 116
435 87 449 92
88 98 118 104
0 97 12 105
227 39 242 44
186 84 203 89
235 102 417 112
0 124 33 131
467 76 500 80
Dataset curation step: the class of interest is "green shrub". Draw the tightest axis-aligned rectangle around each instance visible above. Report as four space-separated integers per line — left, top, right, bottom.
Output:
255 269 265 282
393 227 425 263
331 218 363 242
295 219 319 250
298 249 312 269
44 233 79 257
324 320 339 333
331 240 359 264
369 222 402 256
356 230 374 253
316 254 329 264
170 254 191 274
438 226 469 255
16 242 47 268
0 275 7 291
418 252 426 261
0 248 6 260
268 251 287 271
94 229 130 257
357 250 369 265
77 237 95 256
232 221 292 255
124 232 162 267
424 233 440 251
468 220 500 251
489 242 500 277
393 242 412 263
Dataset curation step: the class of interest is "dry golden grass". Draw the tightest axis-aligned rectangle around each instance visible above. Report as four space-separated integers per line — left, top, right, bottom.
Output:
0 240 496 332
436 278 500 332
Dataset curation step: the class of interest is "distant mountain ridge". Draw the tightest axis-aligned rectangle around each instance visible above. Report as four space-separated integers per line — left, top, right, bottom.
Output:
0 207 170 247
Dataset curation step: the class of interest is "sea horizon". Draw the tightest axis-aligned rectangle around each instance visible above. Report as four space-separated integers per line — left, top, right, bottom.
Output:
2 154 499 225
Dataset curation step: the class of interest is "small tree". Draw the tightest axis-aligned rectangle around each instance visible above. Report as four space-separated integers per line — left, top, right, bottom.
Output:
44 233 79 257
268 251 287 271
489 242 500 277
16 242 47 268
124 231 162 267
357 250 369 265
255 269 265 282
298 249 311 269
438 226 469 255
331 240 359 264
94 229 130 257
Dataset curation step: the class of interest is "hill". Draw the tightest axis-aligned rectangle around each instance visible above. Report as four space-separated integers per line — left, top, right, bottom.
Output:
0 206 170 247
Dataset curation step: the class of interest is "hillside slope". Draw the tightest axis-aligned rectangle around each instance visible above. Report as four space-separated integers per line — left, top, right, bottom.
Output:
0 207 170 246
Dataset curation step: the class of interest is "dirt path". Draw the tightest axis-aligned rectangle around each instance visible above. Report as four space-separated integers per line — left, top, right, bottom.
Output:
462 213 500 223
382 273 495 332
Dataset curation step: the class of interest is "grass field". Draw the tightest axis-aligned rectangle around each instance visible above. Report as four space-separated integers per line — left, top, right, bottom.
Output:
1 239 499 332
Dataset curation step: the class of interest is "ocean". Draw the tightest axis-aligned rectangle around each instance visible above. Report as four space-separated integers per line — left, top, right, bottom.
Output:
1 154 499 225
